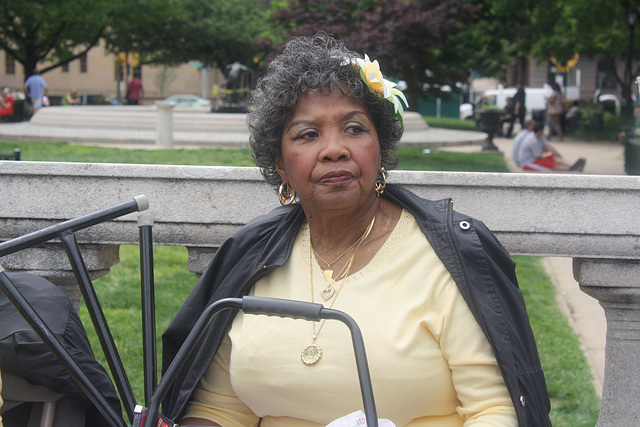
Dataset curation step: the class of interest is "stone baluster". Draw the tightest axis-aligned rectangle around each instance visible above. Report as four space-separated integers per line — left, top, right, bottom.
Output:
0 244 120 309
574 258 640 426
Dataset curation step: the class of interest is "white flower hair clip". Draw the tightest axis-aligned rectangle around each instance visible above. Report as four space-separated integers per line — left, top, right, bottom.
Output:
352 54 409 125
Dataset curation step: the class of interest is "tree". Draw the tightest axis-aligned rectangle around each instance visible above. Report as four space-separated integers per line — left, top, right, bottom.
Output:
0 0 112 80
106 0 274 75
271 0 484 109
153 65 178 98
0 0 276 86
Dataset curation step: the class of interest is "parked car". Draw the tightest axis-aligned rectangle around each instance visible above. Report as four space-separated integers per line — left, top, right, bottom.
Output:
164 94 211 108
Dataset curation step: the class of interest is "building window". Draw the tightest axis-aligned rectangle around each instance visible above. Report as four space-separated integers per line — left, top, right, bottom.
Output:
507 56 529 87
80 53 88 73
133 66 142 80
597 59 617 90
62 62 69 73
5 53 15 75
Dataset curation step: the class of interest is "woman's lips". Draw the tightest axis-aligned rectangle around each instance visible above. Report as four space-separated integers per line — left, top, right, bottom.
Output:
319 171 354 185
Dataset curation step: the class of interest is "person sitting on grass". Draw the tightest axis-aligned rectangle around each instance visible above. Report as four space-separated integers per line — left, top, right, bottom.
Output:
511 119 536 167
514 122 585 172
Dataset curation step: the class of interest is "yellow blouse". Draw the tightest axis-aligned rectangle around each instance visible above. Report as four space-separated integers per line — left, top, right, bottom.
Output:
185 210 517 426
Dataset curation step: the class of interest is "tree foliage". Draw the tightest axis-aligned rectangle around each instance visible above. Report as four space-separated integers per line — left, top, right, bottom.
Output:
0 0 274 82
106 0 273 74
271 0 497 108
0 0 112 80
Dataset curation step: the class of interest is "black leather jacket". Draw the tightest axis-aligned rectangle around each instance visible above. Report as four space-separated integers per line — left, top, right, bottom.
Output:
162 184 551 426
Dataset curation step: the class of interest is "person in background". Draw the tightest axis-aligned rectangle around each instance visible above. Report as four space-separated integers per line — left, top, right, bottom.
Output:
164 33 551 427
506 81 526 138
546 82 565 141
0 87 14 119
515 122 584 172
126 77 143 105
24 69 47 112
564 100 581 130
511 119 536 167
498 97 515 136
62 89 82 106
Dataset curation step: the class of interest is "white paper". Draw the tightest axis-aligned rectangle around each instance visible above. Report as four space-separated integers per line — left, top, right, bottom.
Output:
326 410 396 427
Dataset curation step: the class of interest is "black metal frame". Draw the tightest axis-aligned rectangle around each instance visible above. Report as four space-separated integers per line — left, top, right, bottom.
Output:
0 195 149 425
0 196 379 427
0 148 20 160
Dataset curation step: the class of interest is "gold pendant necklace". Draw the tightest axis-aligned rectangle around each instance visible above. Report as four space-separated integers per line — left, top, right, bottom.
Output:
311 216 376 301
301 216 375 366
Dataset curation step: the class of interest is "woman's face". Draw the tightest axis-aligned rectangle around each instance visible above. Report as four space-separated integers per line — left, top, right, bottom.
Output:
276 89 381 215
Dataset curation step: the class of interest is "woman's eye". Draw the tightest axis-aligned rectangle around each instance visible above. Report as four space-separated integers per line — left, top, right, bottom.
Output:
295 130 319 140
345 123 365 135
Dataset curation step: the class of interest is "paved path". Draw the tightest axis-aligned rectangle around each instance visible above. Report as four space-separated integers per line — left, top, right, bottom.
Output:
441 135 624 396
0 107 488 148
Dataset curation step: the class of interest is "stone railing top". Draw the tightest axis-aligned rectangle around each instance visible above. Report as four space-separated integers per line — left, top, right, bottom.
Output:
1 161 639 259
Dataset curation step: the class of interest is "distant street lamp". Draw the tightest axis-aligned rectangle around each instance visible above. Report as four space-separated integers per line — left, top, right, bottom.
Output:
626 7 639 117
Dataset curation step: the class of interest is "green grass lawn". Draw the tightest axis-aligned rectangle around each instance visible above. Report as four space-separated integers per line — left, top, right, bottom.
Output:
3 139 600 425
1 140 507 172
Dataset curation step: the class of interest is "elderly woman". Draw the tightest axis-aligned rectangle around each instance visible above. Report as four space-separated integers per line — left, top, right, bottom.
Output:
162 34 550 426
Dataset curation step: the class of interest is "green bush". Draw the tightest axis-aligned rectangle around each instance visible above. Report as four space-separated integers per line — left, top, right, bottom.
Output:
568 107 632 142
423 116 478 131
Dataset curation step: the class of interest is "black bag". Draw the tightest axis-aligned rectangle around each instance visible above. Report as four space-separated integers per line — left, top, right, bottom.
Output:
0 273 122 427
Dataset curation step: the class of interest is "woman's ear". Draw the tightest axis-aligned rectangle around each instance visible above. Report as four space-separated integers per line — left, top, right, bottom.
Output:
275 156 287 183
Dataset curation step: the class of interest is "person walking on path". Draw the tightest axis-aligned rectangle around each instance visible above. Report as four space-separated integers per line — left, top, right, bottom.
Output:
24 70 47 113
547 82 565 141
126 77 143 105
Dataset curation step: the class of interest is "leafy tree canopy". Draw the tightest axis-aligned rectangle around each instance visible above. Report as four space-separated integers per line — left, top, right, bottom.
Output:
269 0 505 107
106 0 274 74
0 0 112 80
0 0 275 81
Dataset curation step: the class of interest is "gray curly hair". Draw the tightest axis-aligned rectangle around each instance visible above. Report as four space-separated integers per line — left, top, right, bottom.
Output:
247 33 404 186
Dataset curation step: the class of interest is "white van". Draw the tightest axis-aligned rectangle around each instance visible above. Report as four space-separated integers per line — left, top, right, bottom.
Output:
481 85 552 114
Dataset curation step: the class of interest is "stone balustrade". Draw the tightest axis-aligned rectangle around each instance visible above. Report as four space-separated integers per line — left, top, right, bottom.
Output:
1 161 639 426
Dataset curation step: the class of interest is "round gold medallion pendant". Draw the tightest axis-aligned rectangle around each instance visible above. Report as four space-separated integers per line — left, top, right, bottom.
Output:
301 342 323 366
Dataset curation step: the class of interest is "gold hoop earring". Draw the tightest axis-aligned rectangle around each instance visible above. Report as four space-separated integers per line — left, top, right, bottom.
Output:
375 167 387 197
278 182 296 206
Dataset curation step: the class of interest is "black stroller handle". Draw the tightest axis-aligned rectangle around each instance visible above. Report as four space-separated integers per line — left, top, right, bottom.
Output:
146 296 378 427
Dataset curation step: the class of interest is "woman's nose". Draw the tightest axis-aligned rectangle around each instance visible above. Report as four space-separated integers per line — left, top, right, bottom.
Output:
320 132 350 161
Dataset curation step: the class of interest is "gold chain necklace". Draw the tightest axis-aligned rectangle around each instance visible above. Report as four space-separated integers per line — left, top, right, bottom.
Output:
312 240 358 276
311 216 376 301
301 217 375 366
